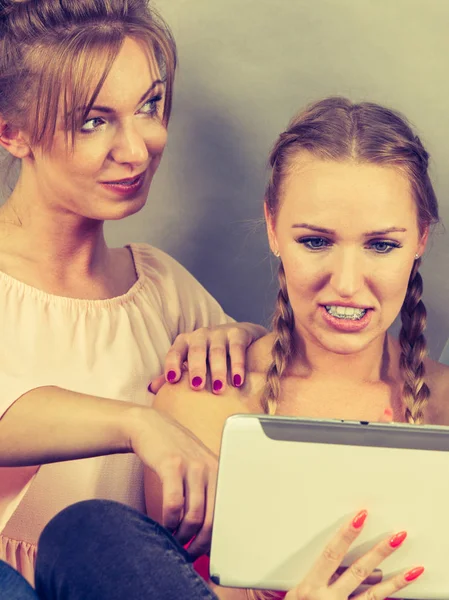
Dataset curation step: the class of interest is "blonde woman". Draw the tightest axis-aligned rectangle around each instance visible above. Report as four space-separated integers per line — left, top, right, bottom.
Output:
0 0 266 585
147 97 449 600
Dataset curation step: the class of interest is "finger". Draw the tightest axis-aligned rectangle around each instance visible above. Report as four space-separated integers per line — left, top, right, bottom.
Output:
208 330 228 394
148 373 166 394
377 407 393 423
164 335 190 383
185 330 209 390
352 566 425 600
187 461 217 560
159 457 186 532
227 328 250 387
333 530 408 596
174 461 207 546
306 509 368 584
333 566 383 586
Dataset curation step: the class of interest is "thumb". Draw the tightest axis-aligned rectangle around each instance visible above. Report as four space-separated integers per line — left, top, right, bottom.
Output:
147 373 166 395
377 407 393 423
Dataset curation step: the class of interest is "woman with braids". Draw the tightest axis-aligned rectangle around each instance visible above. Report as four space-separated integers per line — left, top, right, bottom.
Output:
0 0 267 591
144 96 449 600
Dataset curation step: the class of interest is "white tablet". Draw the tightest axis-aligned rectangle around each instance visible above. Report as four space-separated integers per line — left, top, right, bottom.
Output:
210 414 449 599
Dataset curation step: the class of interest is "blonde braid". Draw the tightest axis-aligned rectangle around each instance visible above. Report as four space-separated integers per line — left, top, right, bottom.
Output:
399 258 430 424
260 262 295 416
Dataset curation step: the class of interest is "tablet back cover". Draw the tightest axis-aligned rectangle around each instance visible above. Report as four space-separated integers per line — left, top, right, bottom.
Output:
210 415 449 599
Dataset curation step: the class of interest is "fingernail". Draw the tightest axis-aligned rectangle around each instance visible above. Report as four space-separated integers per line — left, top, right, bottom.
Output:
167 370 177 382
405 566 425 582
390 531 407 548
192 376 202 388
233 374 242 387
213 380 223 392
352 510 368 529
384 408 393 417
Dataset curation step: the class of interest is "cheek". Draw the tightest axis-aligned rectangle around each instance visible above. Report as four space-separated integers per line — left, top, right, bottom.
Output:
281 252 322 299
373 259 413 307
145 122 167 155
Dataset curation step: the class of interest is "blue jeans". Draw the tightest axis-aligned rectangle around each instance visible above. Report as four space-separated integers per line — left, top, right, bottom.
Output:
0 500 218 599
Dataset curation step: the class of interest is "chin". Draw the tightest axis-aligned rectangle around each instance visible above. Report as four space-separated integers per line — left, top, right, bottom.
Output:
95 193 149 221
314 331 379 356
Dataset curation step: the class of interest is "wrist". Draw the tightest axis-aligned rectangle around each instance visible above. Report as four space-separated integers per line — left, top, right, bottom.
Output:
123 404 158 454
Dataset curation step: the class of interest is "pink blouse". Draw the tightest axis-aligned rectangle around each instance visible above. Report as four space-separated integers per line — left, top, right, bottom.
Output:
0 243 231 585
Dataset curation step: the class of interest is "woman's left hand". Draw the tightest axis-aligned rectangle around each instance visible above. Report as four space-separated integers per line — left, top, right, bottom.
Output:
148 322 267 395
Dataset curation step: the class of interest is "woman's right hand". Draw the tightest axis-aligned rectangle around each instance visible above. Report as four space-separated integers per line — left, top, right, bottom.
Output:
128 406 218 559
285 510 424 600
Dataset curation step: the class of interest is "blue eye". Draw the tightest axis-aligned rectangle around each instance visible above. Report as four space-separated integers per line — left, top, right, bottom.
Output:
80 117 105 132
140 94 163 116
369 240 402 254
298 237 330 250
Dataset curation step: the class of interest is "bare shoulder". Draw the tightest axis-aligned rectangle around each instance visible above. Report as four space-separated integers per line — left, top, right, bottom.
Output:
153 377 256 456
424 357 449 425
153 333 273 453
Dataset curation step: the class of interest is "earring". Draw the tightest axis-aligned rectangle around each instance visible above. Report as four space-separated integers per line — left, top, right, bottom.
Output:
273 249 280 258
415 253 420 260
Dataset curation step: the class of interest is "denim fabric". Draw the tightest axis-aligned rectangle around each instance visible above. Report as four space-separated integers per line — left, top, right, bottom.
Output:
35 499 219 600
0 560 39 599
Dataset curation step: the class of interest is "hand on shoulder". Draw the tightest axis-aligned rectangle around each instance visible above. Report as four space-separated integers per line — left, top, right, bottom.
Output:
153 370 252 456
152 332 273 452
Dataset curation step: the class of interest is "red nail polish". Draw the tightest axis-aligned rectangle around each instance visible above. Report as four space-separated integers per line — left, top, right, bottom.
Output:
352 510 368 529
213 380 223 392
233 374 242 387
167 370 176 382
192 376 202 388
405 566 425 582
384 407 393 417
390 531 407 548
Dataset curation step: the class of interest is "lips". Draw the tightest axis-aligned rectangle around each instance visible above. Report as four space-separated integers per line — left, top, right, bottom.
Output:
320 305 372 332
99 170 147 197
102 173 144 185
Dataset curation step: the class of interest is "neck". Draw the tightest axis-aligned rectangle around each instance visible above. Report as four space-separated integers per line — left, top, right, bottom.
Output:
0 176 110 282
291 329 395 384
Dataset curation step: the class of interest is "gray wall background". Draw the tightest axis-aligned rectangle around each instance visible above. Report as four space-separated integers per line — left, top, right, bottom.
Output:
2 1 446 358
107 0 449 359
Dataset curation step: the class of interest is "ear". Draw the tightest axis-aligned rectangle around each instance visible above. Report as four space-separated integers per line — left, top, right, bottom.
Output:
417 225 430 258
0 117 31 159
264 201 279 256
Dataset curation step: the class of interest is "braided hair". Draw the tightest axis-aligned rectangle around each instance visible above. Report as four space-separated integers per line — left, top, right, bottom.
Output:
260 97 439 424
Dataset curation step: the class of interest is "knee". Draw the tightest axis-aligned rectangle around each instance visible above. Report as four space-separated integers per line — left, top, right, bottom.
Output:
39 499 137 550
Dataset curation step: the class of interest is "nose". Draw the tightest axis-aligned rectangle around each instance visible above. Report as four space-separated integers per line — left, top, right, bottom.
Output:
111 122 149 166
329 249 364 298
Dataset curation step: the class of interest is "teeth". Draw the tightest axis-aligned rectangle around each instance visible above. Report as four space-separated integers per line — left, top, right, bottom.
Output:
119 176 139 185
325 305 367 320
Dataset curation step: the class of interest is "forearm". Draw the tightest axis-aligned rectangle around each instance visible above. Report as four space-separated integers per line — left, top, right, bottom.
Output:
0 386 141 466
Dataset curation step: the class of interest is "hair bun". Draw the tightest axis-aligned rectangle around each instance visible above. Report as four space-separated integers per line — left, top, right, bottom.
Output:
0 0 32 31
1 0 32 12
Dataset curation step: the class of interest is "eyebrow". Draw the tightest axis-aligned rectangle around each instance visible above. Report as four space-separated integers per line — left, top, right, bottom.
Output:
87 79 164 114
291 223 408 236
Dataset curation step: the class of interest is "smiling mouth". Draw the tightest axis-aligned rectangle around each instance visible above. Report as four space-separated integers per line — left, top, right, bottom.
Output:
325 305 368 320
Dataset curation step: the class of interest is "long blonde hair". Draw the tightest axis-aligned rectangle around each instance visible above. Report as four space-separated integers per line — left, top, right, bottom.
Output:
252 98 440 600
0 0 177 151
262 98 439 421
